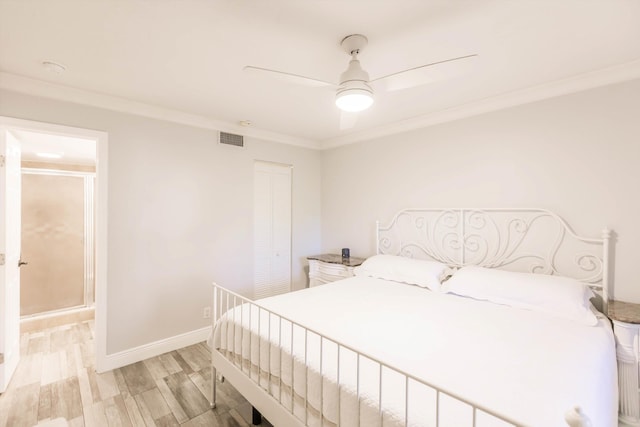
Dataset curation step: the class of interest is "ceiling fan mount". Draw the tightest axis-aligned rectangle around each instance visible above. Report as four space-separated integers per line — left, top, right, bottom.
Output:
340 34 368 56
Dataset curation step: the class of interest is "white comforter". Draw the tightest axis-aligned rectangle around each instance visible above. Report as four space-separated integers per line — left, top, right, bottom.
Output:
211 276 617 427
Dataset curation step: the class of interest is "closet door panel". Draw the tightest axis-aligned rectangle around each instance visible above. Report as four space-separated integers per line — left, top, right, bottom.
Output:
253 162 291 299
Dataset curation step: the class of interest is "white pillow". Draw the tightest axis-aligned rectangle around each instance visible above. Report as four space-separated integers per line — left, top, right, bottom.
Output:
354 254 453 291
441 266 598 326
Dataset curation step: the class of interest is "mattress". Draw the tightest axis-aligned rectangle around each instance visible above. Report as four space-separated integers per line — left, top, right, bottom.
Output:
211 276 617 427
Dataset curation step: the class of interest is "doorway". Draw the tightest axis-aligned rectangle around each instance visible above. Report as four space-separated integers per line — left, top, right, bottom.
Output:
17 131 96 327
0 116 108 393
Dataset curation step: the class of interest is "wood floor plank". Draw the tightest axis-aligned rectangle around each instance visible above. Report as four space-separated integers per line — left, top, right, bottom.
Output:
176 345 209 372
122 394 146 426
163 371 211 419
188 369 215 408
155 378 189 423
41 351 62 386
79 341 94 369
59 348 69 380
113 395 133 427
50 377 83 420
20 331 30 357
133 393 158 426
194 342 212 361
65 345 79 378
139 387 172 420
113 367 131 398
154 412 180 427
0 389 12 426
102 399 122 426
50 378 68 421
168 351 193 375
4 320 258 427
5 382 40 427
66 377 84 420
143 356 170 380
79 321 94 342
157 353 182 375
78 368 95 407
180 410 218 427
84 401 109 427
27 335 48 355
103 395 133 427
218 379 246 408
228 407 251 427
50 329 72 352
120 361 157 396
10 352 42 389
95 369 120 400
38 383 52 421
68 415 86 427
70 324 85 345
73 344 85 375
86 368 102 403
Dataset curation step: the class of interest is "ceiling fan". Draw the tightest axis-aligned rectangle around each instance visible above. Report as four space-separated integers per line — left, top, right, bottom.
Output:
244 34 477 129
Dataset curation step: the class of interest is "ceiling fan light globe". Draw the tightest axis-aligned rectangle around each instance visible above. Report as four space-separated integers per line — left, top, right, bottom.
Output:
335 88 374 112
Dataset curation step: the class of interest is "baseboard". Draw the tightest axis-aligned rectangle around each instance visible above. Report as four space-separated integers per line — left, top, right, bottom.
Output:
21 306 95 334
99 326 211 372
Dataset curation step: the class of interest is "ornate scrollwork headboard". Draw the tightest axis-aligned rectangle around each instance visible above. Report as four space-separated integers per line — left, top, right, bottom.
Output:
376 208 612 306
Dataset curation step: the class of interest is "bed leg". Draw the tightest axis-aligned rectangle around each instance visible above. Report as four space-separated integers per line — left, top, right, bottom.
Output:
211 367 217 409
252 406 262 425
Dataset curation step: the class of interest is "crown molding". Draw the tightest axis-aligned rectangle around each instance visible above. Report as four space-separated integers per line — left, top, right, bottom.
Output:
3 59 640 152
321 59 640 149
0 72 321 150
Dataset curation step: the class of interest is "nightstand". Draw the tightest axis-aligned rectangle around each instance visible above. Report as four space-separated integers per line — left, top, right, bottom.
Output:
609 300 640 426
306 254 365 287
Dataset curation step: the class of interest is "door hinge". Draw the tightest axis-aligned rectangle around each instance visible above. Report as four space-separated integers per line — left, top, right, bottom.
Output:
0 155 4 167
0 253 4 266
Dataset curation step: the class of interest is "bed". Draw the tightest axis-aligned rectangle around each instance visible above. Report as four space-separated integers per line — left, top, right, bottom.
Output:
209 208 617 427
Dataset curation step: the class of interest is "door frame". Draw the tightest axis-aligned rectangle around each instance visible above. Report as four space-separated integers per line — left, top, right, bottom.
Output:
0 116 109 373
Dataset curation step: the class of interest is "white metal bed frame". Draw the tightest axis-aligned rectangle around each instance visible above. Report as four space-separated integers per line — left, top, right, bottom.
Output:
210 208 612 427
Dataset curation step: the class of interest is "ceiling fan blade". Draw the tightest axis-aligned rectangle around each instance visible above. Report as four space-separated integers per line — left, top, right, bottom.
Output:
243 66 335 88
339 111 359 130
371 54 478 91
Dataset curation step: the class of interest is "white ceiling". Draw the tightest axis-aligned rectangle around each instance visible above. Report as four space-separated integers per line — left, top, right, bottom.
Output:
13 129 96 166
1 1 639 148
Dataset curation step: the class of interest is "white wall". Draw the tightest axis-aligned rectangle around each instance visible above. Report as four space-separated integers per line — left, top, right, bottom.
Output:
0 90 322 354
322 78 640 302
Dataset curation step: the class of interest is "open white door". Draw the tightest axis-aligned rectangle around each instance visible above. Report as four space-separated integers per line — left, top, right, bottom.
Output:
0 129 21 393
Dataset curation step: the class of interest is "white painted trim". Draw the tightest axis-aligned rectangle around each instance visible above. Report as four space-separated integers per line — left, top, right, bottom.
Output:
0 72 320 150
321 58 640 148
101 326 211 372
94 128 108 373
0 116 110 373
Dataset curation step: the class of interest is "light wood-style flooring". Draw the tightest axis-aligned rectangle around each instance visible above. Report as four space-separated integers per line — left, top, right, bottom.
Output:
0 320 265 427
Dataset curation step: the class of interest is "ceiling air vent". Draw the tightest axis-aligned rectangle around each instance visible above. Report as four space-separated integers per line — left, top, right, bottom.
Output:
219 131 244 147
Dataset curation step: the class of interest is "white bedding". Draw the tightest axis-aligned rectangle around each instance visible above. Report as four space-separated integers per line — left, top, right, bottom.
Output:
211 276 617 427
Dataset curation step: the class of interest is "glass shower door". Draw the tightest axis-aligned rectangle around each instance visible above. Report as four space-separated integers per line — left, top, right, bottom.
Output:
20 169 94 316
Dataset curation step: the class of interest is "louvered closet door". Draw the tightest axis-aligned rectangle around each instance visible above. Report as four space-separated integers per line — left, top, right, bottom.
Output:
253 161 291 299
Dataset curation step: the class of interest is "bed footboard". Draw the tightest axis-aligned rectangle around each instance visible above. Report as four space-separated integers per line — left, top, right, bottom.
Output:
209 283 574 427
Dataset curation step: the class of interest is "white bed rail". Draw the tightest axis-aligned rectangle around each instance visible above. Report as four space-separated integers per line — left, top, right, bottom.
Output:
211 283 585 427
